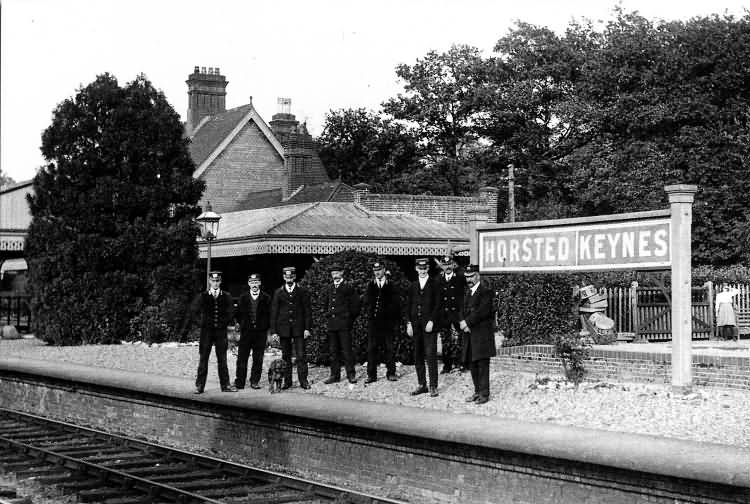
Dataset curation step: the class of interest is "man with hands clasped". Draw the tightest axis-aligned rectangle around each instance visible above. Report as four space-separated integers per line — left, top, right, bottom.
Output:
405 258 440 397
269 266 312 390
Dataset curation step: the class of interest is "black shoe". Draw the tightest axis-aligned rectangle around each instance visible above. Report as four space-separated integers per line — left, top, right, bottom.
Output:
465 393 479 403
475 396 489 405
282 381 292 390
387 374 398 381
221 385 238 393
429 386 439 397
411 385 428 396
193 387 204 394
249 382 260 390
300 381 311 390
440 366 452 374
323 376 340 385
365 376 377 384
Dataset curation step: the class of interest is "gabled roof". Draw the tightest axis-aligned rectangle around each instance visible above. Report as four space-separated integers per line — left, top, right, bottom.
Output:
188 103 284 178
201 202 468 258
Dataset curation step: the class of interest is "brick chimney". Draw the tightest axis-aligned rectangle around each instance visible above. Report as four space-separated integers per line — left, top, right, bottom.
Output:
186 66 228 136
269 97 299 139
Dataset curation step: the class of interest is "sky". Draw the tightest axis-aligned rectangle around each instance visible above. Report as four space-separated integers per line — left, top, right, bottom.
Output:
2 0 749 183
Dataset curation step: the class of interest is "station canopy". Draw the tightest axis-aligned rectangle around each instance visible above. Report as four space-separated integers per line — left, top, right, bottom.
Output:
199 202 468 258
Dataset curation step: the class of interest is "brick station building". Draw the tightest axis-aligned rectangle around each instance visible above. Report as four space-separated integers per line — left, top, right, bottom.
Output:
0 66 500 295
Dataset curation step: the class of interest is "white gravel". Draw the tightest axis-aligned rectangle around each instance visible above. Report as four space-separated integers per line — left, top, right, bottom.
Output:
2 337 749 449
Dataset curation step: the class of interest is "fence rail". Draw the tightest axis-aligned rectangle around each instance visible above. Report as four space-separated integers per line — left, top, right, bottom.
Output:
0 295 31 333
596 281 741 341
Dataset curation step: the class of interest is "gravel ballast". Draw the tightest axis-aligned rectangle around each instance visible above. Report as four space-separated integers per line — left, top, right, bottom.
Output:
2 337 749 449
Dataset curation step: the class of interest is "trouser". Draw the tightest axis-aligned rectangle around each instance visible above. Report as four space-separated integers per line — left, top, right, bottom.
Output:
367 326 396 378
440 322 463 368
280 336 308 384
196 328 230 390
719 325 738 340
235 330 266 387
470 358 490 398
328 328 355 379
413 324 438 388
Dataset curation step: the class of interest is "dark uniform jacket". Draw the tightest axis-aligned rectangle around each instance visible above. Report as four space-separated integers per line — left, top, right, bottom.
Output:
461 282 497 362
235 290 271 333
270 285 312 338
435 271 466 326
405 277 439 329
365 279 400 330
320 281 361 331
188 290 234 333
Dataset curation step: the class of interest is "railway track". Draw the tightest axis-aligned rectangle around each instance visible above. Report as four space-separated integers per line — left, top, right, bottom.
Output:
0 408 405 504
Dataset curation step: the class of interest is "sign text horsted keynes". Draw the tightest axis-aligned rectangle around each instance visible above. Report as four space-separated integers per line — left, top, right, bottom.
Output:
478 210 672 272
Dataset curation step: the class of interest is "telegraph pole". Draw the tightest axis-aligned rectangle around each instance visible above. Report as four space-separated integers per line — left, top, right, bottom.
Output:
508 163 516 222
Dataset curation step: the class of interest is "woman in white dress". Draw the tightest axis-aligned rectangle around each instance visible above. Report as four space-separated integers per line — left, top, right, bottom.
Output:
716 285 740 340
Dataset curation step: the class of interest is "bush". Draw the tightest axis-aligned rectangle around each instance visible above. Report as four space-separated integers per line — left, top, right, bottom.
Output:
486 274 577 347
298 250 413 365
127 297 187 344
553 332 591 386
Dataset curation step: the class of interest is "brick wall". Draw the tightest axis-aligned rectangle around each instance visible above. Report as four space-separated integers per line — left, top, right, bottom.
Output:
497 345 750 390
354 187 499 229
200 121 286 213
0 373 745 504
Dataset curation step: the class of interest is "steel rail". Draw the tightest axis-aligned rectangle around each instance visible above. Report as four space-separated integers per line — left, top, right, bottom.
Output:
0 407 406 504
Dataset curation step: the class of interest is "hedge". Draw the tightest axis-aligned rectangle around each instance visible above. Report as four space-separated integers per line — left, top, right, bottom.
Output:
298 250 414 365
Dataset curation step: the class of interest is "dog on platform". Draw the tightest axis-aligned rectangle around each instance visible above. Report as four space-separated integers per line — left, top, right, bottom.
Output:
268 358 289 393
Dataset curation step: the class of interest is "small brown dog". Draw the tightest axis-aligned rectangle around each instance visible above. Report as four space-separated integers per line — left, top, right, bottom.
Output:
268 359 289 393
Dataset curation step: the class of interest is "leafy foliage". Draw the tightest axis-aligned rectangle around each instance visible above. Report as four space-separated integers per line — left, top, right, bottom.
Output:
26 73 205 345
553 331 591 386
0 167 15 189
485 274 577 346
317 108 420 193
298 250 413 365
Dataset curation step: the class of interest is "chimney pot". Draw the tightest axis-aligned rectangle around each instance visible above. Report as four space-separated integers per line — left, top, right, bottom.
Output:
194 65 199 73
215 67 220 74
201 66 206 73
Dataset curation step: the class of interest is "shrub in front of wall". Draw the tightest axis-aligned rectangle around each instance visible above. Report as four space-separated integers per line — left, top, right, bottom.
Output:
485 273 577 347
298 250 413 366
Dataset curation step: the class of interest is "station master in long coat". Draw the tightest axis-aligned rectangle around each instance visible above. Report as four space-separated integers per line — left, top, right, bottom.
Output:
459 264 496 404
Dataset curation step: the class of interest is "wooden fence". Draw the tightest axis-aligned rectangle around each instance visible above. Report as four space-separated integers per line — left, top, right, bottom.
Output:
595 281 748 341
0 295 31 333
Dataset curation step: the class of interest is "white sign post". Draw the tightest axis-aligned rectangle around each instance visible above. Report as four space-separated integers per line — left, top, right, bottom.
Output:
665 184 697 393
472 185 697 392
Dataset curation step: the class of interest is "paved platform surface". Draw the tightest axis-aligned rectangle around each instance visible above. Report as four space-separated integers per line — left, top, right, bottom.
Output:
1 337 749 450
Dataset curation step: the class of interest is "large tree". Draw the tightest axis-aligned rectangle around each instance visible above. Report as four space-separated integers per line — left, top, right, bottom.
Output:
491 11 750 264
27 73 205 345
383 44 493 195
317 108 420 193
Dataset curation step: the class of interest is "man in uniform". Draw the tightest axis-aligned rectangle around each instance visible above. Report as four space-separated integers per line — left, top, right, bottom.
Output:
406 258 440 397
234 273 271 390
364 261 400 383
182 271 237 394
270 266 312 389
320 263 361 384
435 255 466 374
459 264 496 404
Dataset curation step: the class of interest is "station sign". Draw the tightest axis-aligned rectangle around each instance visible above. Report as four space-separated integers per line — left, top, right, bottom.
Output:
478 216 671 272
